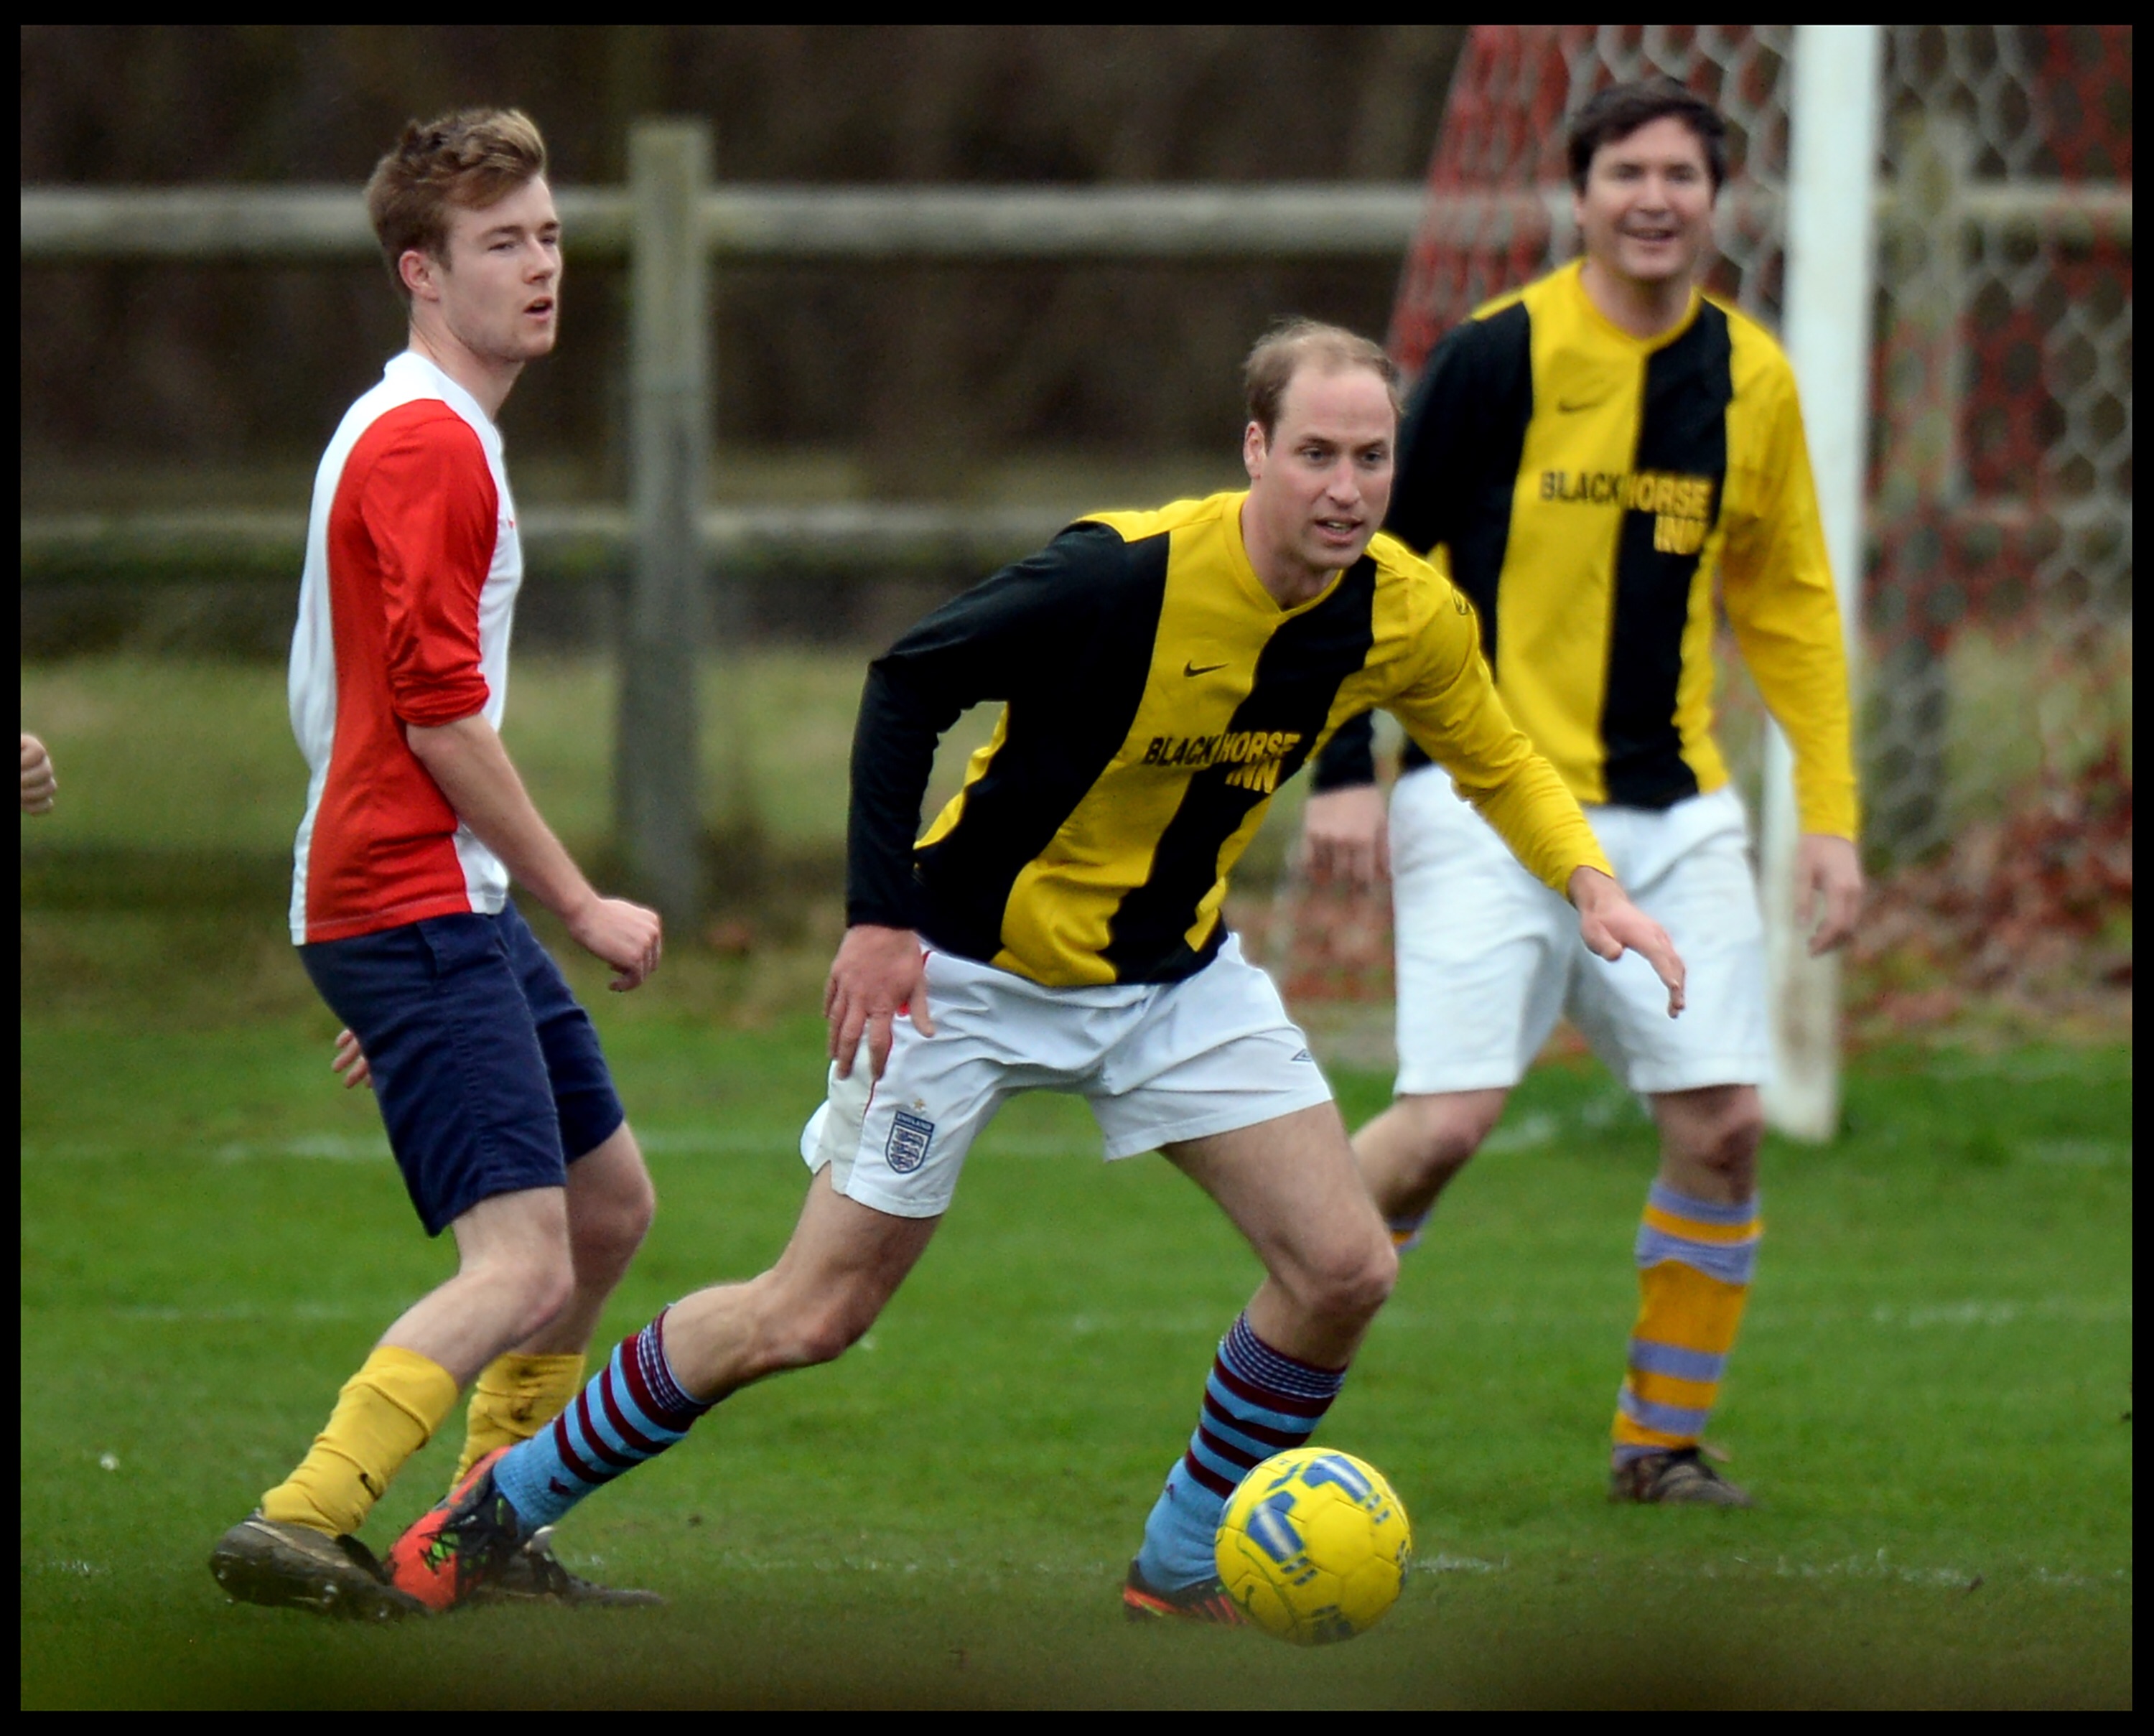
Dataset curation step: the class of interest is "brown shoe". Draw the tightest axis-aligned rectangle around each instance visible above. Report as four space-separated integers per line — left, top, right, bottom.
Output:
1609 1449 1753 1508
210 1512 429 1620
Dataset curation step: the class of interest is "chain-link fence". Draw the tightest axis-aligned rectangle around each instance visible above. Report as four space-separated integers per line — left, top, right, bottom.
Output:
1269 24 2132 1032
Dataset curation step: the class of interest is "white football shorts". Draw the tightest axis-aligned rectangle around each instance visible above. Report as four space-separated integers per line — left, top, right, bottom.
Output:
1387 765 1769 1098
800 933 1335 1219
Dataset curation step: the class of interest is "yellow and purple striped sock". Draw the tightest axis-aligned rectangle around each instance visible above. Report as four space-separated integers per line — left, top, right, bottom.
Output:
1612 1182 1760 1464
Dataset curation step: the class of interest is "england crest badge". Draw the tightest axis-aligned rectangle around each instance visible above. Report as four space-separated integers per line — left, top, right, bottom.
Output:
885 1109 935 1174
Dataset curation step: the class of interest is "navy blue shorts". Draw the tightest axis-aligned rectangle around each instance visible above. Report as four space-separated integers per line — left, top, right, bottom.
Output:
299 900 627 1237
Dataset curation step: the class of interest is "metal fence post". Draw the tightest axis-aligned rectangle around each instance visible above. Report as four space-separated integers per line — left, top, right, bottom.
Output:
617 119 710 932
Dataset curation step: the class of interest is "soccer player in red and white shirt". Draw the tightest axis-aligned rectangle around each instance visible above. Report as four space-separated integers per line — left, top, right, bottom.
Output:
210 110 665 1616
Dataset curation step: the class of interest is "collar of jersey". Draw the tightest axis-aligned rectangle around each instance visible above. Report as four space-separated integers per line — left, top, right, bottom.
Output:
1562 257 1704 356
386 349 502 444
1223 490 1348 618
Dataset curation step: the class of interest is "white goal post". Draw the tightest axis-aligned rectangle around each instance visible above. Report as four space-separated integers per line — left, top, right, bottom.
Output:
1762 24 1882 1142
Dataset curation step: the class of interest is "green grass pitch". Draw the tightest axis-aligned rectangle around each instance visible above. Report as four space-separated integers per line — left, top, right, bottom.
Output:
20 945 2131 1708
16 653 2132 1705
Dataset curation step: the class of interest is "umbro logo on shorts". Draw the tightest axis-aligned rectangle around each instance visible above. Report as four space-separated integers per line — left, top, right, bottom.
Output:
885 1109 935 1174
1291 1048 1313 1063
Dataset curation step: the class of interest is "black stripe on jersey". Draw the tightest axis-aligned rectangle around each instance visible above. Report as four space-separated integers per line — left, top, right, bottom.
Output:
1419 300 1534 661
1101 556 1381 981
1599 302 1733 808
908 527 1172 962
1391 299 1534 775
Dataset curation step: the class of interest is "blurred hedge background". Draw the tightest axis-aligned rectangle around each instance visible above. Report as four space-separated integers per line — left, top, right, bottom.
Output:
19 26 2129 1047
22 24 1463 656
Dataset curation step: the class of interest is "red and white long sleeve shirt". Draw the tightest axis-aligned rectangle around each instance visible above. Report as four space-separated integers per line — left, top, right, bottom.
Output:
289 353 523 944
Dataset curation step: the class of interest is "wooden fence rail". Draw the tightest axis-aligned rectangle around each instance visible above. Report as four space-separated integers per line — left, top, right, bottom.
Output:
20 135 2130 926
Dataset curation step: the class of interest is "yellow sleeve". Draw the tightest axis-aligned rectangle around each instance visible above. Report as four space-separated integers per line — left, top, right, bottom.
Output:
1386 585 1614 894
1721 374 1860 840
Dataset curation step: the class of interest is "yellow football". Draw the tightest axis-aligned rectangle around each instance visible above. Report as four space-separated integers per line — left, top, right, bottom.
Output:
1215 1447 1413 1644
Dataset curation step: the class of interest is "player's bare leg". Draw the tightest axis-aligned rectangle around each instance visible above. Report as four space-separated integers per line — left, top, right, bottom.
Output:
1609 1083 1766 1503
1350 1086 1512 1241
378 1186 577 1384
508 1124 656 1357
1129 1102 1398 1610
1651 1083 1763 1206
450 1154 906 1613
420 1137 661 1608
446 1124 658 1511
661 1167 939 1399
213 1186 576 1615
383 1167 938 1609
1167 1101 1397 1367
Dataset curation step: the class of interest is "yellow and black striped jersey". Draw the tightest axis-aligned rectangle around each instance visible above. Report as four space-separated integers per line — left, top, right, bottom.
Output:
1315 259 1857 839
849 490 1613 988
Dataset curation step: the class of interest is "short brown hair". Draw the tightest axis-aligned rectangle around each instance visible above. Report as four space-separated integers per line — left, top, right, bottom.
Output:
1566 78 1728 197
365 108 549 299
1243 319 1402 442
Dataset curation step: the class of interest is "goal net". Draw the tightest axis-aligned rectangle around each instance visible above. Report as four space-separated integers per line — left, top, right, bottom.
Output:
1268 24 2132 1052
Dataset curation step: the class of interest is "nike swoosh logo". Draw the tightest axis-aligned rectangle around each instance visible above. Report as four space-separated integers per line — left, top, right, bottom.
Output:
1183 660 1228 677
1557 397 1605 414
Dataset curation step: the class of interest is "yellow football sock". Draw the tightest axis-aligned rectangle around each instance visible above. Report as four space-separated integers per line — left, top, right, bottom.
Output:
1612 1183 1760 1457
451 1351 588 1488
260 1345 460 1537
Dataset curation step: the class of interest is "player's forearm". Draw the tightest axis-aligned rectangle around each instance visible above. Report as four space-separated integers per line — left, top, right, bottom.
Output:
1566 862 1621 911
405 713 597 922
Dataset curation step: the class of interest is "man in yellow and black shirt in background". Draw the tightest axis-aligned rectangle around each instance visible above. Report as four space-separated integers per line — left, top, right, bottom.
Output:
1304 79 1865 1506
381 320 1687 1620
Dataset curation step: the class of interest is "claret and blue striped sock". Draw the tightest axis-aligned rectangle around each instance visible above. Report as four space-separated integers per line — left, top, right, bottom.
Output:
490 1308 718 1531
1612 1182 1761 1464
1136 1312 1346 1591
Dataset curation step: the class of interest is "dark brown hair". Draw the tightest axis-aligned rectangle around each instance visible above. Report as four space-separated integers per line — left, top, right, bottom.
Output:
364 108 549 299
1566 78 1728 196
1243 319 1402 442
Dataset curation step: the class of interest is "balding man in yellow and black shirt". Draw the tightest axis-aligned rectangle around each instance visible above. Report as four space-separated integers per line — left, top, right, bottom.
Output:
378 319 1689 1622
1304 80 1865 1508
849 493 1609 988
